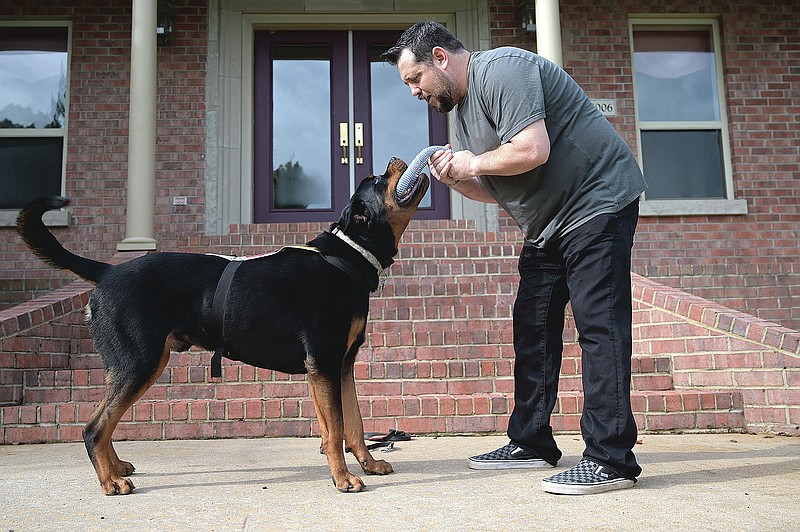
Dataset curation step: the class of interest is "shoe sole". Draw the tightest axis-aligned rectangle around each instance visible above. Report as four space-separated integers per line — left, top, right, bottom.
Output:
468 458 555 470
541 478 635 495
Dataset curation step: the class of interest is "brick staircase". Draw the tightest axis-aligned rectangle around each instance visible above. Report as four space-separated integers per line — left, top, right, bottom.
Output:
2 220 799 444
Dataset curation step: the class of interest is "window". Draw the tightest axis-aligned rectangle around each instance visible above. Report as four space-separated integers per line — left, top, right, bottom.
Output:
630 19 746 216
0 23 70 224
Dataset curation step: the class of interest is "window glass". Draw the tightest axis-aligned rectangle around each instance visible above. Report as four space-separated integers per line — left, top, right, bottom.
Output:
633 29 719 122
0 138 63 209
368 45 433 207
0 27 68 129
271 45 332 210
0 25 68 210
641 130 725 199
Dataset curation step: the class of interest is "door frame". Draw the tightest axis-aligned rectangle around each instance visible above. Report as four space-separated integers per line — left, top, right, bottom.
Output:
206 5 491 234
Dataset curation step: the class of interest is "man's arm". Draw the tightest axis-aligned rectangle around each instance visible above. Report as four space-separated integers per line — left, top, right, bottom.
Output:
446 176 497 203
453 119 550 179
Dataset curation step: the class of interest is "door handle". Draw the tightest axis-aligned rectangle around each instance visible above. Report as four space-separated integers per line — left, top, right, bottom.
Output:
355 122 364 165
339 122 349 164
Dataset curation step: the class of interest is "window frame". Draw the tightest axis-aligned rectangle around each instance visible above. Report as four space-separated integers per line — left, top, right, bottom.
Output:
629 16 747 217
0 20 72 227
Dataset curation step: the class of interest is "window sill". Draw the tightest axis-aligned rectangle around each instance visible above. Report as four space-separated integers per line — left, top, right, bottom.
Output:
0 209 69 227
639 199 748 217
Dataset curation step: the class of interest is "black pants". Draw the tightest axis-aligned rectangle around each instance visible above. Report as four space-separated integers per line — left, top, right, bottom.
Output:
507 199 642 479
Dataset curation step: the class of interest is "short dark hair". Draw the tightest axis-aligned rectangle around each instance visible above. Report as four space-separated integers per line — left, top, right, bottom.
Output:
382 20 465 65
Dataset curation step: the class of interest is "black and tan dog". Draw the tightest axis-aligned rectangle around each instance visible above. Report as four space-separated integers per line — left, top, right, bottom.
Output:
17 157 429 495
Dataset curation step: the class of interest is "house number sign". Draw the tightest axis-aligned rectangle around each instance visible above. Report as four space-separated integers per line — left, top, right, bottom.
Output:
592 99 617 116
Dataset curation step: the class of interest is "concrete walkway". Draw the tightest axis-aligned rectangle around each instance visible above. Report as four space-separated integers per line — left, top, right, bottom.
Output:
1 433 798 531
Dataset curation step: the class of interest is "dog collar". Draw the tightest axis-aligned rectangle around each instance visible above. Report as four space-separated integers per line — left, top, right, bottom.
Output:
331 227 386 274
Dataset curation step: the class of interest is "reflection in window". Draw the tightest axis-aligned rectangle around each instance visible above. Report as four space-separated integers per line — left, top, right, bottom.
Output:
0 25 68 210
0 27 67 129
634 30 720 122
272 45 332 210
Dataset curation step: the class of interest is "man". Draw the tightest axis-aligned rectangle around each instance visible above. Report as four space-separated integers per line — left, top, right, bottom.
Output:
383 21 646 495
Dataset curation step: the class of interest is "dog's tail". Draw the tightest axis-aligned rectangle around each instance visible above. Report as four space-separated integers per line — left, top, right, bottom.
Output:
17 196 110 284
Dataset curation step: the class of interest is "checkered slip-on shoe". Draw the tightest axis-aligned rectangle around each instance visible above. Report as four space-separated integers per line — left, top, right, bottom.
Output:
468 442 555 470
541 458 636 495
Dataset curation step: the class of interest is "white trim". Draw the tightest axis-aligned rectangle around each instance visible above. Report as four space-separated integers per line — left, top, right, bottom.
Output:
629 16 744 216
208 2 491 233
639 199 748 217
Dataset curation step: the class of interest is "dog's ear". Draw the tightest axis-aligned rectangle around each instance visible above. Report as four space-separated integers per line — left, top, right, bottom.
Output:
349 199 370 227
338 198 370 232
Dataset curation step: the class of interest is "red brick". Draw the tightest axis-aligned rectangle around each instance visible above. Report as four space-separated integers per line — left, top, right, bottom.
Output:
438 396 456 416
245 400 263 419
114 423 163 441
646 413 696 431
171 402 188 421
164 422 214 440
58 424 85 443
5 425 59 444
448 415 498 433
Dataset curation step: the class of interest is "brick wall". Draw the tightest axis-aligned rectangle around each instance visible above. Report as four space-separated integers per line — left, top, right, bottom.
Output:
2 0 798 331
0 0 207 283
488 0 800 330
3 257 798 443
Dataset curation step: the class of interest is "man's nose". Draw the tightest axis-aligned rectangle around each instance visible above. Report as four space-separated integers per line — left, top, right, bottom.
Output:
410 85 421 97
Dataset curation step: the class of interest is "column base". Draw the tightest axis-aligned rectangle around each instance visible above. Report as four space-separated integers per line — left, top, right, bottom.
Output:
117 237 158 251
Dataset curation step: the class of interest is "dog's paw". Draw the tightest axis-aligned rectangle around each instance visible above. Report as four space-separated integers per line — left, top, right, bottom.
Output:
362 458 393 476
101 476 135 496
114 459 135 476
332 473 365 493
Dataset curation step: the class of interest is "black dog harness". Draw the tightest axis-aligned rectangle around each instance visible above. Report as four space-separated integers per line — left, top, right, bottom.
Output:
208 230 390 379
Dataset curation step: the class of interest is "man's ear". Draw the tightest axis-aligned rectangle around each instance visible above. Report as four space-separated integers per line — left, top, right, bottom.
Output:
432 46 448 68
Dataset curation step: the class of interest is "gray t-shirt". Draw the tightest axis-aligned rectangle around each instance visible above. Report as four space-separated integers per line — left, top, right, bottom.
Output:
453 47 646 247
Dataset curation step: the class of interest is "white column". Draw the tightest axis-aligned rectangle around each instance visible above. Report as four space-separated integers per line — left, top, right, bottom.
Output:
118 0 158 251
535 0 564 68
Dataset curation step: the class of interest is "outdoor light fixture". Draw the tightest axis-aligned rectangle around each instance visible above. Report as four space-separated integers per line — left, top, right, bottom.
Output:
156 1 176 46
521 0 536 34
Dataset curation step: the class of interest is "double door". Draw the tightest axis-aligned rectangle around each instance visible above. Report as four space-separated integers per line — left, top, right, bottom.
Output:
254 30 449 222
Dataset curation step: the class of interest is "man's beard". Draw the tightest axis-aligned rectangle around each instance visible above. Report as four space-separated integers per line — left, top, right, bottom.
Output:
431 92 456 113
427 69 457 113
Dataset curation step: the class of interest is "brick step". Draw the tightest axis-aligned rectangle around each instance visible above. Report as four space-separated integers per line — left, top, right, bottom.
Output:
0 389 744 444
180 241 523 262
388 263 521 282
180 219 522 241
17 355 674 406
178 219 522 253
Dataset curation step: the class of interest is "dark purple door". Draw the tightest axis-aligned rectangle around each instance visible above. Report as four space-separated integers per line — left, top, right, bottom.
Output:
254 30 449 223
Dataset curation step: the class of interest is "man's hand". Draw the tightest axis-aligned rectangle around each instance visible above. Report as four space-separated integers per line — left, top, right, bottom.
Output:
428 144 496 203
429 144 477 186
